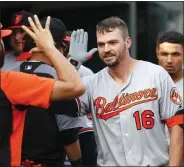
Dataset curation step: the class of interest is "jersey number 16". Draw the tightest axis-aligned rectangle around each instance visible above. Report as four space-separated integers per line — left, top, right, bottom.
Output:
133 110 155 130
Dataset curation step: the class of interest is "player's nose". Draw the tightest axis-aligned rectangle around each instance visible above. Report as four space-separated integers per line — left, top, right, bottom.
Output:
104 44 110 52
166 55 173 63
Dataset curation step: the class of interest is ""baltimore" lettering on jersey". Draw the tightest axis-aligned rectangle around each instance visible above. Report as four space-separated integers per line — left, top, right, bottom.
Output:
94 88 158 120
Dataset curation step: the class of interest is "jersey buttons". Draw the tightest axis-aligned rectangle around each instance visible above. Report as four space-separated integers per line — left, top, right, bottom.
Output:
124 133 128 136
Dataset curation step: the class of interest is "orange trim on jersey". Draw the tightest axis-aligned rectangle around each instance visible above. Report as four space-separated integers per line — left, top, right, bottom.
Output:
79 127 93 134
16 52 32 61
165 114 184 128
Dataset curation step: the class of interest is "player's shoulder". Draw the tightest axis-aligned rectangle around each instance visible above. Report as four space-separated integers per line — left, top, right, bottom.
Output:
82 67 107 84
1 70 21 79
5 51 15 57
80 65 94 73
79 65 94 77
1 70 33 89
140 60 163 71
140 60 169 76
30 61 58 79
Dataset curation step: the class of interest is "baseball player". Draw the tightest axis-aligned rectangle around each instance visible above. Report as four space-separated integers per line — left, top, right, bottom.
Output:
156 30 184 166
2 10 34 70
68 17 184 166
0 16 85 167
17 17 89 167
63 33 97 167
156 30 183 101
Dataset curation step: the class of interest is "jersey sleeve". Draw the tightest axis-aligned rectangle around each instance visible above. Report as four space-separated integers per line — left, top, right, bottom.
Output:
78 76 92 116
2 71 55 109
159 70 183 128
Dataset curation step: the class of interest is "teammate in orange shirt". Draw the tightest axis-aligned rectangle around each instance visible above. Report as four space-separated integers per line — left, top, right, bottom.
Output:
0 15 85 167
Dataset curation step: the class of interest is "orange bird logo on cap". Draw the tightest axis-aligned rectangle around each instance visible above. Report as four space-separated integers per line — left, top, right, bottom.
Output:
14 15 23 25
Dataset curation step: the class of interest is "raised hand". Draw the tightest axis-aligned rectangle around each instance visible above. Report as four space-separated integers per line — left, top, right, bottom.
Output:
68 29 98 64
22 15 55 54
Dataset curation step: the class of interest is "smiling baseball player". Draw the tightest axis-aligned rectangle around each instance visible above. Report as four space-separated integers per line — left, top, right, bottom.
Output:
68 17 184 166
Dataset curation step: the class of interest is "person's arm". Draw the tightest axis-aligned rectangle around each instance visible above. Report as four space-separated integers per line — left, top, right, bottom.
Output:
22 15 85 101
59 128 82 166
64 140 82 166
159 69 184 166
168 124 184 166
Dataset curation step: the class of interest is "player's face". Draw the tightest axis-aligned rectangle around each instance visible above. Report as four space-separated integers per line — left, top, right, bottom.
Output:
97 28 131 67
0 24 5 68
157 42 183 74
10 29 26 52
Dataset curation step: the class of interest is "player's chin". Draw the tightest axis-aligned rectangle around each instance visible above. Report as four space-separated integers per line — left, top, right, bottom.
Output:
104 60 118 67
166 69 176 74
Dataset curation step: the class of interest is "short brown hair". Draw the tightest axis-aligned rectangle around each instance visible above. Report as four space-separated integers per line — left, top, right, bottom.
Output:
96 16 129 39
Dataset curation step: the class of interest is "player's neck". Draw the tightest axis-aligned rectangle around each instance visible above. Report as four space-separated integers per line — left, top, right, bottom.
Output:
31 52 52 66
108 56 139 87
170 68 183 83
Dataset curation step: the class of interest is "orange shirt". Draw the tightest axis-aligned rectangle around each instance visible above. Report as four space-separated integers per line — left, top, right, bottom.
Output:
1 70 55 166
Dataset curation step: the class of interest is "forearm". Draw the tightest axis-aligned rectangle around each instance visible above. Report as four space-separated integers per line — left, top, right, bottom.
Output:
169 125 184 166
64 140 81 161
45 46 83 86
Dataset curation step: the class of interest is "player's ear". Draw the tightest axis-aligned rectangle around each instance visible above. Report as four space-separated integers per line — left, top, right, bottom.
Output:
125 37 131 49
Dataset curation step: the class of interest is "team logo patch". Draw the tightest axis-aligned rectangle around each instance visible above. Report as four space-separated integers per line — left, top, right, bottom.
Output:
25 65 32 70
170 87 182 105
14 15 23 25
87 113 92 120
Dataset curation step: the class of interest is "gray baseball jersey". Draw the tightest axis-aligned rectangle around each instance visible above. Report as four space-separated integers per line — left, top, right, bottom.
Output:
64 65 94 166
56 65 94 131
165 76 183 145
78 65 94 134
175 77 183 101
2 51 23 70
78 60 182 166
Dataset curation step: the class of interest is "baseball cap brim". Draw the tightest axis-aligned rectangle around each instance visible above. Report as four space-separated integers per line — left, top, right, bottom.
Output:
1 29 12 37
64 36 70 42
8 26 31 29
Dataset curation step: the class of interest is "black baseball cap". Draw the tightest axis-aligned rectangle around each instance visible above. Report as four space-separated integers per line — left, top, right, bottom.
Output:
9 10 33 29
40 17 66 42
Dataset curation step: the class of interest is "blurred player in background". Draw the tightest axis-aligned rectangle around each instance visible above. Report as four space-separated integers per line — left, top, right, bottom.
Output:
156 30 183 101
2 10 33 70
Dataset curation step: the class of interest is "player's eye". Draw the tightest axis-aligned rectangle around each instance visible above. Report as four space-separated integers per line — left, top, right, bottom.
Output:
109 41 117 45
98 43 104 48
172 52 180 57
160 52 168 56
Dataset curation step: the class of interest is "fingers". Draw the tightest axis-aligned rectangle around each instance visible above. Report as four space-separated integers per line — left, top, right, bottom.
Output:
29 47 42 54
88 48 98 56
75 29 80 43
84 31 88 48
79 29 84 43
28 17 39 34
70 30 77 45
34 15 43 30
22 25 37 41
45 16 51 30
